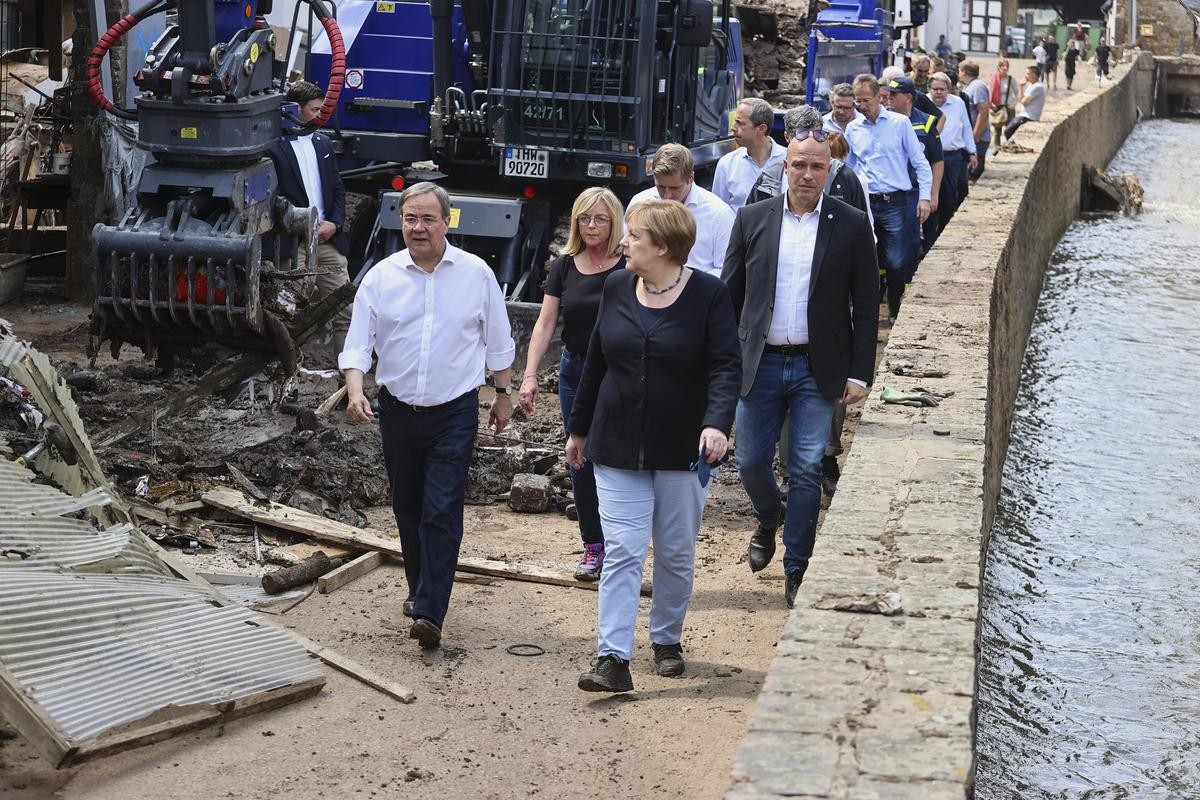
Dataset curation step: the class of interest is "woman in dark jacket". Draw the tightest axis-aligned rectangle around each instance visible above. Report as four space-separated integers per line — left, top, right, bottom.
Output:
566 199 741 693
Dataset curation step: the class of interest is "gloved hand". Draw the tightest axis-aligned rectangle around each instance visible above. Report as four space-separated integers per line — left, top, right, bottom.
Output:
880 387 940 407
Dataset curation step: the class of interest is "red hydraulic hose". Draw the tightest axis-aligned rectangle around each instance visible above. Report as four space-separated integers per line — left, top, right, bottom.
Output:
86 10 146 119
314 14 345 127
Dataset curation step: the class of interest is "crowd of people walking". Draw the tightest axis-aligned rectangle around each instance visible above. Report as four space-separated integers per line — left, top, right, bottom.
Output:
337 50 1079 691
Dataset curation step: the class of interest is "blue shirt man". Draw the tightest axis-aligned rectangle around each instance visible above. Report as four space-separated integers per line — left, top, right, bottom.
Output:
846 74 931 322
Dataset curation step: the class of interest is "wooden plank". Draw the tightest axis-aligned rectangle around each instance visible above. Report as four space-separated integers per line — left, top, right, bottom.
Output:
316 385 348 416
278 541 357 562
67 678 326 766
201 489 613 593
318 551 385 594
292 635 416 704
0 662 75 767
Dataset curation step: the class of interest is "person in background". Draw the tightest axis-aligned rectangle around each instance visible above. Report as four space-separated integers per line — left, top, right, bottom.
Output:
1064 39 1081 90
823 83 863 134
1095 39 1111 83
1033 37 1047 73
909 53 932 94
628 144 734 277
1004 65 1047 141
845 74 932 323
1043 34 1060 90
713 98 788 209
267 80 351 366
341 182 515 651
989 59 1020 154
521 188 625 582
723 131 879 608
570 200 741 692
882 77 944 256
935 34 952 60
928 71 977 229
882 65 946 133
960 60 991 182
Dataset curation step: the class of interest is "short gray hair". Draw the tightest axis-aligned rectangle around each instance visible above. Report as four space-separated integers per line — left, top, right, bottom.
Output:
829 83 855 99
738 97 774 130
783 105 823 138
399 182 452 219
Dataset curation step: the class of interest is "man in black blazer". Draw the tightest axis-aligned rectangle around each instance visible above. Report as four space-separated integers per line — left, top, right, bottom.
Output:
267 80 351 362
722 131 880 608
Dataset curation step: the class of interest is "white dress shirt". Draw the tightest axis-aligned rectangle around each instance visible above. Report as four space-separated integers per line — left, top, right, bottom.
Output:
933 93 977 154
712 141 788 209
844 108 933 200
289 134 325 221
338 244 515 406
627 183 735 277
767 194 822 346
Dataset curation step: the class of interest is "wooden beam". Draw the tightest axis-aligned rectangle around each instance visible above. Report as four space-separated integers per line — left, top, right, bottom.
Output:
291 635 416 704
318 551 385 594
200 489 622 593
0 662 75 767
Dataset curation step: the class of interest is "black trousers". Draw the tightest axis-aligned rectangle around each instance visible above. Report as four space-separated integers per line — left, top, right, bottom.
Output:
379 387 478 627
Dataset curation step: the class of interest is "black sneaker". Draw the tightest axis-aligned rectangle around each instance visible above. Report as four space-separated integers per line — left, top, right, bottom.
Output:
821 456 840 497
578 654 634 693
652 642 685 677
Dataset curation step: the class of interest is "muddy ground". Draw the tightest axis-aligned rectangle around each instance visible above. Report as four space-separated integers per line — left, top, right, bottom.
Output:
0 276 883 800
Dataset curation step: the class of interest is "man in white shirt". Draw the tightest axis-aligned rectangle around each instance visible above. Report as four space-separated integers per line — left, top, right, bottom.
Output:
627 144 734 277
267 81 352 365
712 97 787 209
928 71 977 232
822 83 863 134
1003 66 1047 141
340 182 515 650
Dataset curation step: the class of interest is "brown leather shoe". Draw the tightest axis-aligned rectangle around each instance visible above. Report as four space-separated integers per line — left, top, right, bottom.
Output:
409 618 441 649
402 596 415 618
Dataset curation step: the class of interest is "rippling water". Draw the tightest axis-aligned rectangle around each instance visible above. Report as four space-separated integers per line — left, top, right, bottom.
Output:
975 118 1200 798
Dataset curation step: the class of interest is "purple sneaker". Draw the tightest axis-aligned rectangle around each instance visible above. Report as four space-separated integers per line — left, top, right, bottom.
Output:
575 543 604 582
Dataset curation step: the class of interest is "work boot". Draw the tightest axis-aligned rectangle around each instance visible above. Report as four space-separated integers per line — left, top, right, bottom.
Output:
402 596 415 618
821 456 841 497
409 618 441 650
747 507 783 573
785 567 808 609
652 642 685 677
574 542 604 582
578 654 634 693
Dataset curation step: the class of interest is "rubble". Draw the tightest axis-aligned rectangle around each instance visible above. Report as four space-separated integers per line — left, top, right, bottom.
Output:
509 473 553 512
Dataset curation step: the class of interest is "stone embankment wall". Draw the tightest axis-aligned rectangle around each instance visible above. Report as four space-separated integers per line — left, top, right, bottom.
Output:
725 59 1149 800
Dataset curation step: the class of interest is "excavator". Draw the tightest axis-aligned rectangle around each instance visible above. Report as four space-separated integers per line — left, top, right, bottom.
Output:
86 0 743 360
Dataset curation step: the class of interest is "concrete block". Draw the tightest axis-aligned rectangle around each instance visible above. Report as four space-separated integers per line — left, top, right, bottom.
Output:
508 473 552 512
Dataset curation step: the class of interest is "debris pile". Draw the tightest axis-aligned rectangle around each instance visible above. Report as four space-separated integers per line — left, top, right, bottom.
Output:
735 0 818 104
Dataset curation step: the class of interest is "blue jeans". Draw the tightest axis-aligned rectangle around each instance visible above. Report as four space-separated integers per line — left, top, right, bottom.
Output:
379 388 478 627
736 354 837 574
871 191 919 316
559 350 603 545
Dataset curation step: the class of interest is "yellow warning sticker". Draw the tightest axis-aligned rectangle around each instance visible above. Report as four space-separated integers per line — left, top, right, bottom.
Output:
250 42 260 62
181 127 198 139
377 1 396 12
448 207 461 229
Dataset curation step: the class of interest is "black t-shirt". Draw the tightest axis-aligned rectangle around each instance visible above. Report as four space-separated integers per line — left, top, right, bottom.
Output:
543 253 625 355
1096 44 1111 65
1044 41 1060 62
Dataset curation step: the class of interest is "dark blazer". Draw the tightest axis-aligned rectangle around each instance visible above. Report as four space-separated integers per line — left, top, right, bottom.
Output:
568 269 742 472
267 132 349 254
722 192 879 399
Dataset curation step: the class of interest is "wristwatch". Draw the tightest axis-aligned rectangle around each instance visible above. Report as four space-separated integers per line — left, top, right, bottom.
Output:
496 385 514 397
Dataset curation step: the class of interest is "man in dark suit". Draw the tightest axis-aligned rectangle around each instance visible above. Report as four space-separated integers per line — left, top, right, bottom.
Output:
267 80 352 362
722 131 879 608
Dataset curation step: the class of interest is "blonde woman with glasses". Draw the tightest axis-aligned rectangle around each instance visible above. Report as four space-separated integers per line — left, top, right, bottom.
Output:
521 187 625 582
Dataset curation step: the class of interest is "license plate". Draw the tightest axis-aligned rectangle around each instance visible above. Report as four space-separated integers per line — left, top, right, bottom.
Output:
503 148 548 179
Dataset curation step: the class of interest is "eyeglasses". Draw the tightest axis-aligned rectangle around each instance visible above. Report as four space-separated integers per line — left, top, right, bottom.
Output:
853 96 874 106
791 129 829 143
577 215 611 227
402 214 443 228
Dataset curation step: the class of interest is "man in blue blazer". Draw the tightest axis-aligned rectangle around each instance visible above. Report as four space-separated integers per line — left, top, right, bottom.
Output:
722 131 880 608
267 81 351 362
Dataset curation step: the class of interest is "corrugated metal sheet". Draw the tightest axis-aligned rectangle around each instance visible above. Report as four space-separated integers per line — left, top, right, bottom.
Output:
0 331 323 764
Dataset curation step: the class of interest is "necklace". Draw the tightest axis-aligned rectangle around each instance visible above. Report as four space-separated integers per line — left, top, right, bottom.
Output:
642 266 684 295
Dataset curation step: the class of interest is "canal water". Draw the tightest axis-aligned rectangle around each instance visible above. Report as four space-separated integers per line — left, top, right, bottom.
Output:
975 117 1200 798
